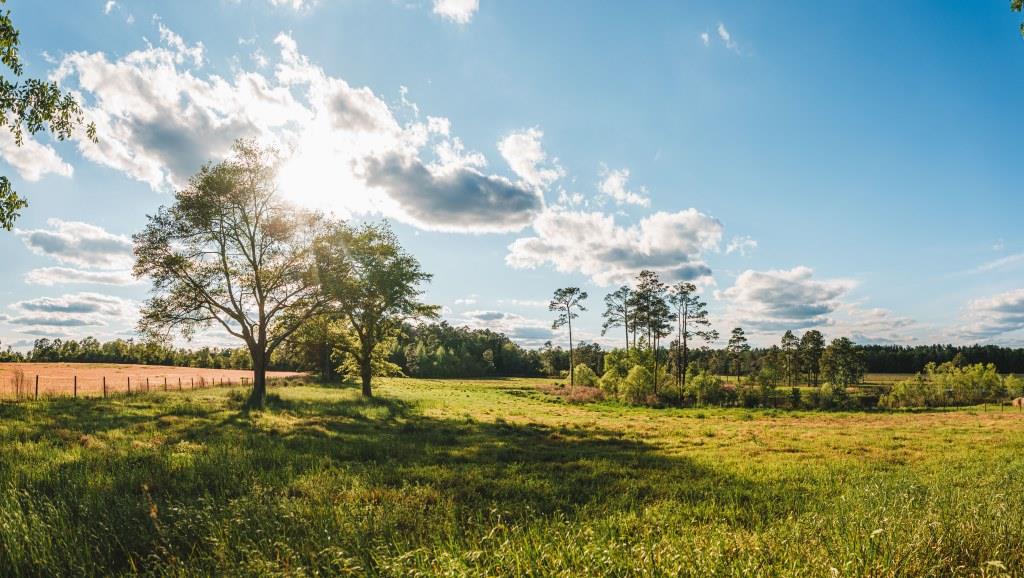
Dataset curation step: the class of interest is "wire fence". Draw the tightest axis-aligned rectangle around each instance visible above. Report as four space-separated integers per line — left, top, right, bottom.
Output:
0 369 266 401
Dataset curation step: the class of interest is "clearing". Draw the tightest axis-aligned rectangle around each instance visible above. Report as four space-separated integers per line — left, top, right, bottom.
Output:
1 376 1022 576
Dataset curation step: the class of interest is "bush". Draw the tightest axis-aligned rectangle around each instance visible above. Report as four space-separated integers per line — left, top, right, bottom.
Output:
572 363 598 387
620 365 654 405
685 369 724 406
818 382 848 409
599 370 621 396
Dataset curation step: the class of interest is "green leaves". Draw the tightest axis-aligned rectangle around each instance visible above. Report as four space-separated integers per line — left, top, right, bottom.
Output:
0 2 97 230
0 175 25 231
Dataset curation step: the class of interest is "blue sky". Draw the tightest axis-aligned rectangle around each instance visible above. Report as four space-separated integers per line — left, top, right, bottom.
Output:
2 0 1024 350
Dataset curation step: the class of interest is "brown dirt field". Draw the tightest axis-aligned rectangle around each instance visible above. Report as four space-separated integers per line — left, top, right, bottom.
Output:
0 362 304 399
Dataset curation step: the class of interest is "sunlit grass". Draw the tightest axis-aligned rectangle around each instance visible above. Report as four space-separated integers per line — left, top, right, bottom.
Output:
1 377 1022 576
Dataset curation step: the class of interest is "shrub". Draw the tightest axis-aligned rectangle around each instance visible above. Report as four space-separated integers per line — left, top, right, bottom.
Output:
599 370 621 396
572 363 598 387
685 369 724 406
818 382 848 409
620 365 654 405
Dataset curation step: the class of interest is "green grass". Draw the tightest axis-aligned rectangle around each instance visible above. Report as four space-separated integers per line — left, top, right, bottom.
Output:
2 377 1023 576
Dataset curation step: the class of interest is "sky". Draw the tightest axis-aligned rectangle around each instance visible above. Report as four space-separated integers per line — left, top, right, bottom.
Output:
2 0 1024 351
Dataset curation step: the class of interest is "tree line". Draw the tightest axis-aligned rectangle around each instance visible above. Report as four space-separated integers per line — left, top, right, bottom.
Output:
545 270 1024 409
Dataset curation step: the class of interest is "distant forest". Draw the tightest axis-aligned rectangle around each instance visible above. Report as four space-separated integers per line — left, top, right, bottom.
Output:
5 330 1024 378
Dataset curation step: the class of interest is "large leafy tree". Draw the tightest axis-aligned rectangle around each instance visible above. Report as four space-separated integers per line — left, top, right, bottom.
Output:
600 285 632 352
667 282 714 389
133 140 327 408
0 1 96 229
316 222 439 397
549 287 587 390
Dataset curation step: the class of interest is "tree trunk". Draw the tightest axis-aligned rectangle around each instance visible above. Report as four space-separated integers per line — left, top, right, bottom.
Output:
247 348 267 408
653 336 658 397
567 312 574 391
360 338 373 397
624 313 629 353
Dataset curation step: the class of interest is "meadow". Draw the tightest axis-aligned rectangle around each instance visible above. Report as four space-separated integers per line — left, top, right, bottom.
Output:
1 375 1023 576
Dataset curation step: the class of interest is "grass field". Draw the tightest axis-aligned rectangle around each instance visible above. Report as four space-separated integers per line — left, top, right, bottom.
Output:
2 376 1023 576
0 362 302 399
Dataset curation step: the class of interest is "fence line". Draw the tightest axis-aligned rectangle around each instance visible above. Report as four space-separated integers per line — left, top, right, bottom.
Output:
0 372 259 402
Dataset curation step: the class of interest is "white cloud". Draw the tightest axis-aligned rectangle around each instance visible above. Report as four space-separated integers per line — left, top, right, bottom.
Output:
962 252 1024 275
454 295 478 305
4 292 135 329
269 0 312 9
726 235 757 256
433 0 479 24
16 219 132 270
507 208 722 286
157 22 205 67
718 266 854 331
104 1 117 15
700 32 710 46
960 289 1024 340
498 127 565 191
597 165 650 207
24 267 137 287
52 24 538 233
453 309 555 345
0 130 73 182
717 22 739 53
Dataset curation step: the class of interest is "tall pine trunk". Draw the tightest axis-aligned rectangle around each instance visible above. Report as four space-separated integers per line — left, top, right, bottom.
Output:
567 312 574 391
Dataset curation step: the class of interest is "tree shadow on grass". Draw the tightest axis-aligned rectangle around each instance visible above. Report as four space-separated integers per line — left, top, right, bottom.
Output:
0 390 808 575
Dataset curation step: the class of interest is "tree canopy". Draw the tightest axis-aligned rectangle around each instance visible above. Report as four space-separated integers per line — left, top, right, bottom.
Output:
0 0 96 229
316 221 439 397
133 139 327 407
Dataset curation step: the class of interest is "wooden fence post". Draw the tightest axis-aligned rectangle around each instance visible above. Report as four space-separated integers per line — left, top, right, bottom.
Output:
191 377 194 390
178 377 182 391
146 377 149 392
35 375 38 400
74 375 77 399
103 376 107 398
128 377 131 394
164 377 167 392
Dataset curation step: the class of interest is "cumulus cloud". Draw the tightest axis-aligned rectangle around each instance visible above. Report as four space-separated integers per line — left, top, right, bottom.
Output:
24 267 137 287
718 266 854 331
507 208 722 286
700 32 710 46
5 293 134 329
16 219 132 270
726 235 757 256
433 0 479 24
498 127 564 191
52 24 535 233
454 309 554 345
597 165 650 207
960 289 1024 340
363 153 542 233
836 306 917 345
0 130 74 182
